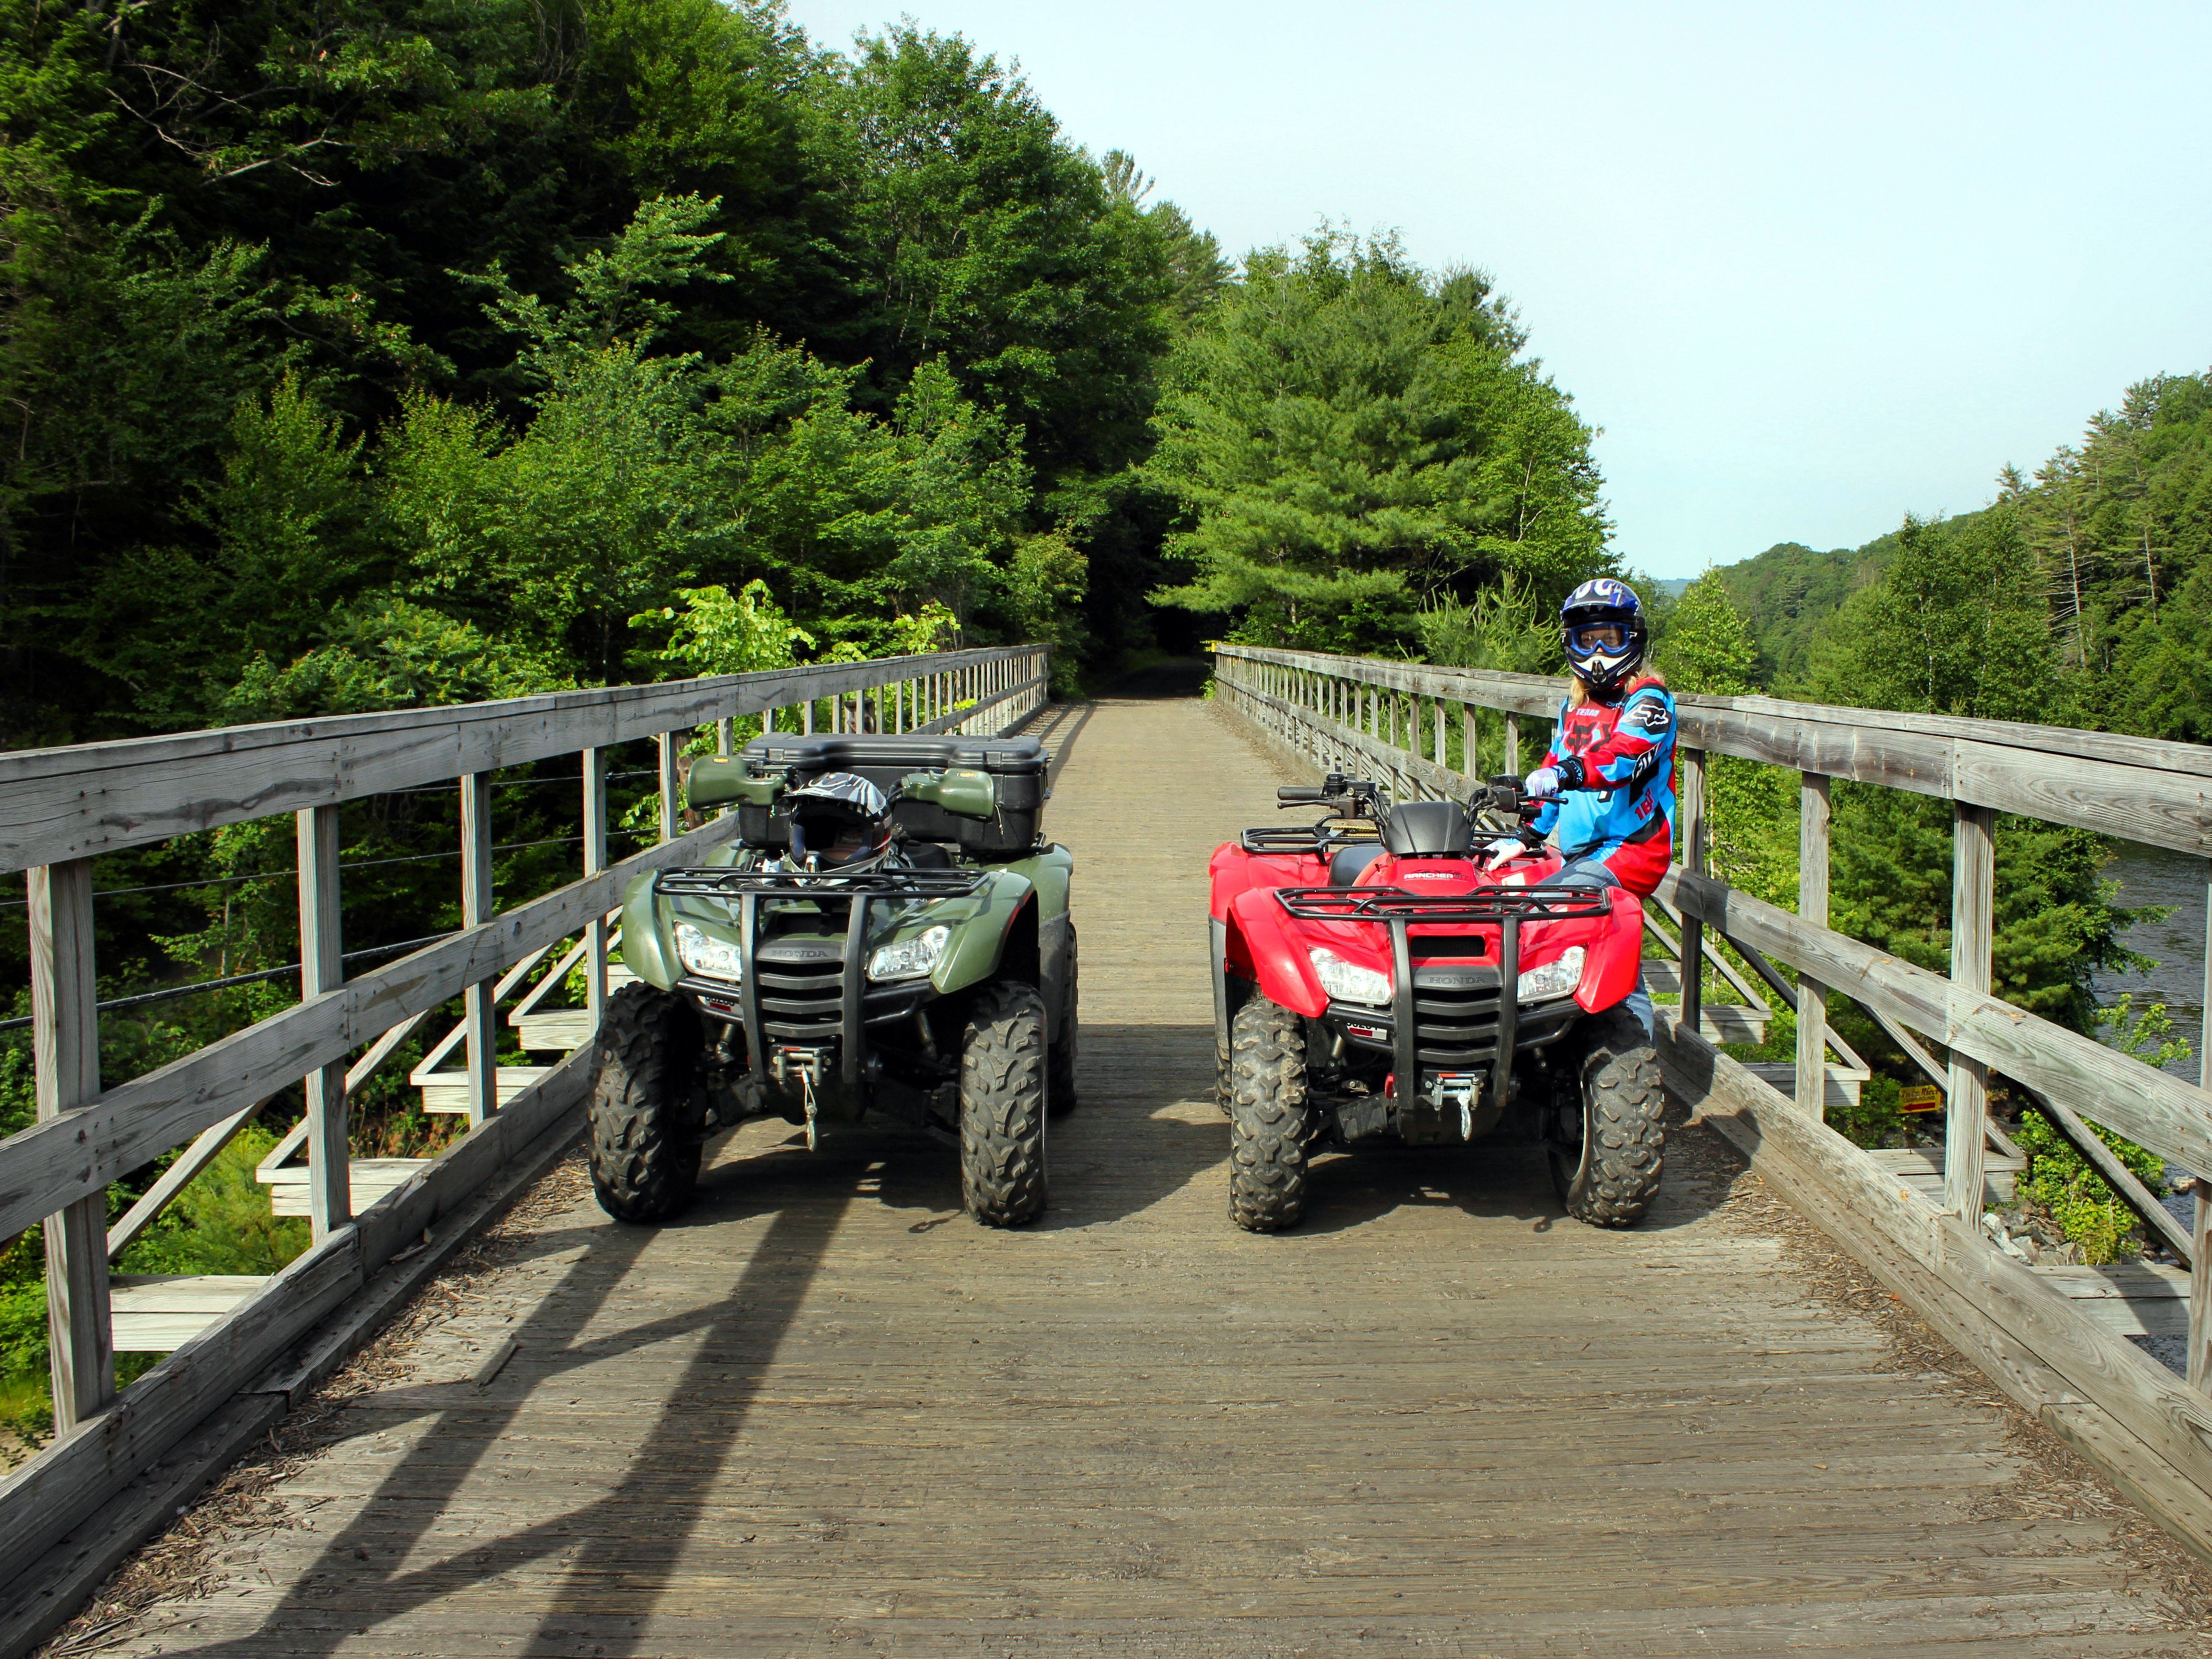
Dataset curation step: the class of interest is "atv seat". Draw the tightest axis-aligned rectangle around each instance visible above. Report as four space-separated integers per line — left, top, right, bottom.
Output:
1383 800 1472 858
1330 843 1386 887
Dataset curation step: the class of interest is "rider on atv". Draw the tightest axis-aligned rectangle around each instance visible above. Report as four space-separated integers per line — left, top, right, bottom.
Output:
1494 578 1676 1037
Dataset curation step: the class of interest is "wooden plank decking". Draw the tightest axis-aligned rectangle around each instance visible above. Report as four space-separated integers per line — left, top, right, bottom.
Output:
96 671 2208 1656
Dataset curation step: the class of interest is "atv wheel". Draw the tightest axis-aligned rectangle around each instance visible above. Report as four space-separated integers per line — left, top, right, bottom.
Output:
960 981 1049 1226
1549 1005 1667 1227
588 983 705 1224
1049 925 1079 1117
1226 994 1318 1232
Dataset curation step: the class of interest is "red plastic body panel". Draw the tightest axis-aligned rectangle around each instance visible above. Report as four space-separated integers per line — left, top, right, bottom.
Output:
1210 837 1646 1019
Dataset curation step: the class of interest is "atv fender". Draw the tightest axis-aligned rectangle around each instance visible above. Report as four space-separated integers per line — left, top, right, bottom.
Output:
619 870 681 992
1225 887 1328 1020
1574 890 1648 1015
934 868 1039 996
1010 844 1075 1031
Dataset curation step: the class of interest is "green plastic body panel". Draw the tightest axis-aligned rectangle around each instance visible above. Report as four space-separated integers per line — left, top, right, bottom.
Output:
687 759 781 811
619 869 680 991
619 841 1071 1001
900 767 996 819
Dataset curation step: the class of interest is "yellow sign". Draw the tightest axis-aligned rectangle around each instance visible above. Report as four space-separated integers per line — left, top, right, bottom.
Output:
1898 1084 1943 1113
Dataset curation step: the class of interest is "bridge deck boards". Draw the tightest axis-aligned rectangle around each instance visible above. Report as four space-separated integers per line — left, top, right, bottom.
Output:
103 675 2204 1656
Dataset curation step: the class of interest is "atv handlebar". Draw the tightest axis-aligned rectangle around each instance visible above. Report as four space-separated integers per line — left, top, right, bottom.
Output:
1278 772 1383 814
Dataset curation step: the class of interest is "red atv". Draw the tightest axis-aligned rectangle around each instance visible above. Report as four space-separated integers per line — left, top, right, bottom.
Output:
1208 773 1667 1233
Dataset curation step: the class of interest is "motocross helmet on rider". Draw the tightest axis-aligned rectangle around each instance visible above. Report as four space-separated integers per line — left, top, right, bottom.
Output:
1558 578 1649 697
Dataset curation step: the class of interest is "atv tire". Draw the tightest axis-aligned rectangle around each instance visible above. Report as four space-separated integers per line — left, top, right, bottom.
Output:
1049 925 1079 1117
1550 1004 1667 1227
960 981 1049 1226
588 983 705 1224
1226 993 1317 1233
1215 1036 1232 1118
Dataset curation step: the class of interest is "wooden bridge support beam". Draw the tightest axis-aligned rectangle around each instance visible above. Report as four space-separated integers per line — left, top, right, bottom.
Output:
461 773 498 1125
28 859 113 1431
2193 873 2212 1391
297 805 350 1240
1680 749 1708 1037
1945 803 1996 1219
1796 772 1831 1119
584 748 610 1032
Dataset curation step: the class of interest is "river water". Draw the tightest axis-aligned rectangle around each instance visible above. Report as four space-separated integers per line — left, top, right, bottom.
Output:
2095 840 2208 1081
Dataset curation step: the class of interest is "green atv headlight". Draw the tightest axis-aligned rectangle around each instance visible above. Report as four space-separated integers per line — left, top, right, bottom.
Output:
868 924 950 982
675 922 742 982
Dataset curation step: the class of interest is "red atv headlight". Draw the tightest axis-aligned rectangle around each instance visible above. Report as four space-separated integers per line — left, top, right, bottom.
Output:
1309 946 1391 1005
1515 945 1585 1003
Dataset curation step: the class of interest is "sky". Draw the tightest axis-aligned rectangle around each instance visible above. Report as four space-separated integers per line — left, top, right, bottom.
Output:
788 0 2212 580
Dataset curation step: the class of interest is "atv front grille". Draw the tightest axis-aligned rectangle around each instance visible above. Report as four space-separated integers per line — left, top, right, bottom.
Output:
1281 884 1614 1114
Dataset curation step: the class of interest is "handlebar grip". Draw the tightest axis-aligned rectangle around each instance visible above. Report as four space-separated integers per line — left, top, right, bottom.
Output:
1277 785 1328 804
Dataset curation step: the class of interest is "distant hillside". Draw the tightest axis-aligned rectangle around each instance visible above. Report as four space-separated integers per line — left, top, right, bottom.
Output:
1709 531 1913 690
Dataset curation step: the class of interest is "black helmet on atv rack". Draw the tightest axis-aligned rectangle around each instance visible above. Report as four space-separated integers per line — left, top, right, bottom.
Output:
784 771 890 865
1559 577 1647 697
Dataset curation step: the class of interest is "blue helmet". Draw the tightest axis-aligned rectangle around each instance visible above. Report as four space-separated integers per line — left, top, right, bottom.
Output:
1559 578 1647 695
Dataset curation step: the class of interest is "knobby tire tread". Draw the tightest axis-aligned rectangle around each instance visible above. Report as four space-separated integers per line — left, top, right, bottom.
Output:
588 982 704 1224
1556 1005 1667 1227
961 981 1049 1226
1227 994 1316 1232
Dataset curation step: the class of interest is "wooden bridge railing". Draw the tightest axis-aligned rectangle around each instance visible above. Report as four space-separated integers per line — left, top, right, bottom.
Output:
1215 641 2212 1556
0 643 1048 1595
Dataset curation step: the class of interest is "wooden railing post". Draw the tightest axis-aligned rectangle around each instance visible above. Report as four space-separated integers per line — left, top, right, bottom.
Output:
658 732 680 839
2192 867 2212 1391
1462 704 1476 780
28 858 113 1430
296 804 350 1239
1944 802 1996 1219
1504 713 1521 776
461 772 498 1123
584 748 610 1031
1796 772 1831 1119
1680 749 1707 1038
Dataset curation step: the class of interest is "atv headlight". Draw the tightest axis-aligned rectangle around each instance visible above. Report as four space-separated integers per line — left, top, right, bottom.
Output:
675 922 742 983
869 924 950 982
1516 945 1585 1003
1311 947 1391 1005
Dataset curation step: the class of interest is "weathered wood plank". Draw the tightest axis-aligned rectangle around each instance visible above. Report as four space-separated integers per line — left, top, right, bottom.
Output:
0 647 1036 873
0 1219 363 1582
1219 646 2212 855
1797 773 1831 1122
1658 865 2212 1175
0 816 740 1246
1946 803 1994 1219
297 804 350 1237
1658 1009 2212 1563
28 860 112 1432
1220 643 2212 776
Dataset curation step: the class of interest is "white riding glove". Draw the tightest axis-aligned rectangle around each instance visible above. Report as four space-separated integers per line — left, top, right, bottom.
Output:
1482 837 1528 870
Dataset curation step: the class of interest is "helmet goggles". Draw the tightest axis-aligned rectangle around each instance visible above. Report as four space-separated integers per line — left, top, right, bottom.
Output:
1558 578 1647 694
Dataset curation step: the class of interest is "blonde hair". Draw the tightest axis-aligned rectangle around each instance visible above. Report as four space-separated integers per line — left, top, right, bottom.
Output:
1568 668 1663 710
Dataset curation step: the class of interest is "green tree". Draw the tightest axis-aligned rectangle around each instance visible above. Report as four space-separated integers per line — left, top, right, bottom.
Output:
1146 232 1610 652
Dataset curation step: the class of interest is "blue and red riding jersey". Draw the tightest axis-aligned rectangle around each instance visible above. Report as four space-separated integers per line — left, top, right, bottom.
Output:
1529 676 1677 896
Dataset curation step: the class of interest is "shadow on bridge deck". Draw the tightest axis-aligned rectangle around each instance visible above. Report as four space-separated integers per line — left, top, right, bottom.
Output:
92 681 2212 1658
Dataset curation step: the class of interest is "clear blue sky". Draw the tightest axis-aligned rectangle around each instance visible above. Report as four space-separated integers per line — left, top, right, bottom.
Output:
789 1 2212 580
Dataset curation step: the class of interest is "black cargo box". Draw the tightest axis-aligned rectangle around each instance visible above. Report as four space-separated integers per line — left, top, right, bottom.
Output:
735 733 1048 855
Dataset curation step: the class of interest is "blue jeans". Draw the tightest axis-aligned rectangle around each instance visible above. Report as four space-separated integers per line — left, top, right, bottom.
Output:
1549 856 1653 1040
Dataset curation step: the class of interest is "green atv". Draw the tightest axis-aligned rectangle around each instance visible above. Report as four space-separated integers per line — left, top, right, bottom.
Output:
588 733 1075 1228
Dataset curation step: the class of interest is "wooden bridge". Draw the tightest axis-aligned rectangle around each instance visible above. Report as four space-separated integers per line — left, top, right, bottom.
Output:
7 646 2212 1654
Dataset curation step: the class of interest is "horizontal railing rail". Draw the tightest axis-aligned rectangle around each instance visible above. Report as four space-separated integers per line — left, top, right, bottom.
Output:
0 643 1049 1597
1212 639 2212 1558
